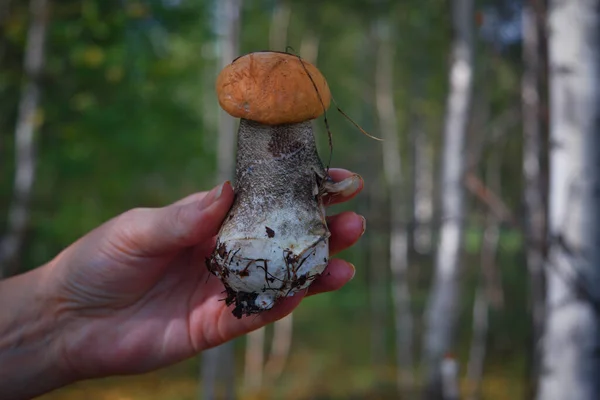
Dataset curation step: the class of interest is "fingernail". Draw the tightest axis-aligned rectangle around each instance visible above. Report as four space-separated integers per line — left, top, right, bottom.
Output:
206 181 228 204
360 215 367 236
215 181 228 199
340 175 362 197
349 263 356 280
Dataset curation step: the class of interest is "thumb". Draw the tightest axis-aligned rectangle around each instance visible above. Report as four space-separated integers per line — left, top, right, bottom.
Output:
113 181 234 257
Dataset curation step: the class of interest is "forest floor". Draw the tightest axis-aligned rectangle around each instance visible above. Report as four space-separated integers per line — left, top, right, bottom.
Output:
38 345 524 400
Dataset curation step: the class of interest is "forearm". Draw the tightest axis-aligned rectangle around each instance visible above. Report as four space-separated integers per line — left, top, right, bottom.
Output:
0 264 72 400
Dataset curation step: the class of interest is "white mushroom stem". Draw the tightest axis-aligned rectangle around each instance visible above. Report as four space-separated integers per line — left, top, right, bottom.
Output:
207 119 358 318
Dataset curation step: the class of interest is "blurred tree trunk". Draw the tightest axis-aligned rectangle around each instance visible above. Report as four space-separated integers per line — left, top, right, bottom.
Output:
466 151 502 400
368 172 389 369
408 27 434 257
201 1 241 399
522 0 547 397
440 355 459 400
465 287 487 400
243 329 264 392
268 0 290 52
375 20 414 394
299 30 319 65
358 27 388 373
264 313 293 383
538 1 600 399
0 0 49 279
215 0 241 184
422 0 473 397
410 114 434 256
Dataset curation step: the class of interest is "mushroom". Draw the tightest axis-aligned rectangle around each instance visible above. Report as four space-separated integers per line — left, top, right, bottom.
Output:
206 51 358 319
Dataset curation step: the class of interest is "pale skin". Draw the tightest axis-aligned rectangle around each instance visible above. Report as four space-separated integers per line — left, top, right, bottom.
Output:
0 169 364 400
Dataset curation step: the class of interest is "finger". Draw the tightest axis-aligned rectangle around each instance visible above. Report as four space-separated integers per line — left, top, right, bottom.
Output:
323 170 364 206
326 168 355 182
113 181 234 257
327 212 366 256
171 191 209 207
306 259 356 296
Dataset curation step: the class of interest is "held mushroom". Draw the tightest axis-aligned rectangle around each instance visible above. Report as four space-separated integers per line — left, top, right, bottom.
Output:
207 51 358 319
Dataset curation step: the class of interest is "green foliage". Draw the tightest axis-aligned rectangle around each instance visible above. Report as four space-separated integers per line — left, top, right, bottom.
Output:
1 0 218 268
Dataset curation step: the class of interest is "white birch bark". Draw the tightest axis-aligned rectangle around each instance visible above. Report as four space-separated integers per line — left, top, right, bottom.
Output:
423 0 473 396
538 1 600 399
201 1 241 398
375 20 414 393
0 0 49 278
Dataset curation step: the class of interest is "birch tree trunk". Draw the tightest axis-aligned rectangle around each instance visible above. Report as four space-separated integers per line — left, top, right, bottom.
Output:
243 329 264 392
410 118 434 255
466 151 502 400
268 0 290 52
264 313 293 383
358 27 388 372
299 30 319 66
215 0 240 185
538 1 600 399
440 355 460 400
368 173 389 369
422 0 473 396
201 1 241 398
375 20 414 394
522 0 547 395
0 0 49 278
465 287 487 400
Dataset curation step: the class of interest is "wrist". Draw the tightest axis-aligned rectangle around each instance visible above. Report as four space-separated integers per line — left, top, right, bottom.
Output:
0 263 74 399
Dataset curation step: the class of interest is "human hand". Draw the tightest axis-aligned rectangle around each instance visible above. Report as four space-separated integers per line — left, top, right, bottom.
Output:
43 169 364 382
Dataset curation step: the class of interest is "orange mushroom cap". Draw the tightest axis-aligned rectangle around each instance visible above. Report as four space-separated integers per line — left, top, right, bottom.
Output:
215 51 331 126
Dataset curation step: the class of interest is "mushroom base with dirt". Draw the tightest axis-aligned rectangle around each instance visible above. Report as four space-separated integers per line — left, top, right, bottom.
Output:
206 118 355 318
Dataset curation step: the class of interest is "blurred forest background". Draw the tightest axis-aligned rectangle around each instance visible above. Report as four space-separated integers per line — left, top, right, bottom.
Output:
2 0 598 399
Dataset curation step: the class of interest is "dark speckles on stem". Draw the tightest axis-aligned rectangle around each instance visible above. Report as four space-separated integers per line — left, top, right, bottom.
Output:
265 226 275 238
268 137 304 158
223 120 326 236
